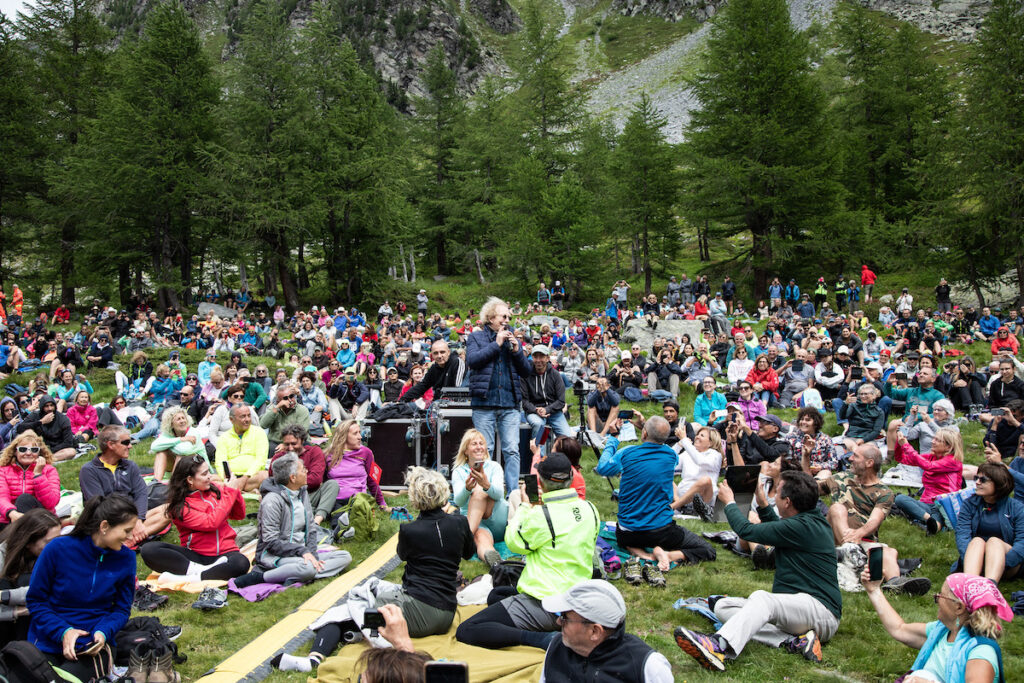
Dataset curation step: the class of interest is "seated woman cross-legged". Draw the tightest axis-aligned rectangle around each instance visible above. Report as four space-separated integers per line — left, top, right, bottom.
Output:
891 428 964 535
955 462 1024 584
862 569 1010 683
273 467 473 673
140 456 250 582
451 429 507 569
234 453 351 589
27 495 138 681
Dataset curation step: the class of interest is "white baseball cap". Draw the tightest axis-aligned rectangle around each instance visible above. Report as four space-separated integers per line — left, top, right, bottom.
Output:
541 580 626 628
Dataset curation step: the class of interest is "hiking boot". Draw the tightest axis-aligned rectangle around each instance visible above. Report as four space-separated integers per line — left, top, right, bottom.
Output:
692 494 715 523
191 587 227 610
133 586 168 611
786 630 822 663
674 626 726 672
128 644 151 683
642 563 666 588
160 625 182 642
148 644 181 683
334 526 355 542
882 576 932 597
624 558 643 585
752 545 775 570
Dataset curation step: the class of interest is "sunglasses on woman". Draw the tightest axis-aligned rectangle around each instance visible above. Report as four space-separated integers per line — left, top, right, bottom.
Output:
975 475 991 485
16 446 40 454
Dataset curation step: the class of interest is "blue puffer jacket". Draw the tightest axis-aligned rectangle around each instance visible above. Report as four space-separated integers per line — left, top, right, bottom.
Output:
954 493 1024 572
466 327 533 404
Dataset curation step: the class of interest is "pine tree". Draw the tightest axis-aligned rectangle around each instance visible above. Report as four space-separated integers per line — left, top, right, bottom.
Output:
413 43 465 275
18 0 111 304
300 0 406 303
612 94 680 295
54 2 218 309
956 0 1024 304
213 0 305 310
679 0 839 297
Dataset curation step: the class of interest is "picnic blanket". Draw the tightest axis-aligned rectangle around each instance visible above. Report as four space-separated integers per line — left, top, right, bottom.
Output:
310 605 545 683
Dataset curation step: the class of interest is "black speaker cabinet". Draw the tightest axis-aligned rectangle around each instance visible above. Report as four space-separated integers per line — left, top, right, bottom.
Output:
364 418 421 490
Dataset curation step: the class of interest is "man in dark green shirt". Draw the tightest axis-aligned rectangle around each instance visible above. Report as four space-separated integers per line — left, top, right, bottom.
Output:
674 471 841 672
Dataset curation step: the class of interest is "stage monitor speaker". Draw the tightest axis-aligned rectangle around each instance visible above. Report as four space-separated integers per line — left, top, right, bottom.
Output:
364 418 420 490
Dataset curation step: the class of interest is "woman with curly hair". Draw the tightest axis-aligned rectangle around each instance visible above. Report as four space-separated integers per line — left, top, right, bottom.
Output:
0 433 61 525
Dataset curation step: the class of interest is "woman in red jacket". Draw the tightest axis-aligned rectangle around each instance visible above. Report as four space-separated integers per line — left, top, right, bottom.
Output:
0 432 61 525
745 354 780 406
139 455 250 581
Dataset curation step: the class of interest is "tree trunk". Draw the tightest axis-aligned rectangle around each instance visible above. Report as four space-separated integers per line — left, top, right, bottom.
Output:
271 230 299 310
749 225 771 300
474 249 486 284
399 244 408 282
118 263 131 307
297 240 310 290
409 249 416 283
436 231 448 275
630 235 640 274
642 224 651 295
968 261 986 308
60 221 76 306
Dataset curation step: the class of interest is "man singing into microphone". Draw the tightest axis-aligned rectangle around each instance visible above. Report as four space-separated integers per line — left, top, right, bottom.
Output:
466 297 533 495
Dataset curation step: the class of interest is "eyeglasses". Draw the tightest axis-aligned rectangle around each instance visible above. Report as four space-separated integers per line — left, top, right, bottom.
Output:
18 399 29 406
975 475 991 485
230 393 244 399
16 446 40 454
933 593 960 605
556 613 592 627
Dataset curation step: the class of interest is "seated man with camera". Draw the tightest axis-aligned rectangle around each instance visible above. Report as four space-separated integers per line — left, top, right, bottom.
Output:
585 377 621 439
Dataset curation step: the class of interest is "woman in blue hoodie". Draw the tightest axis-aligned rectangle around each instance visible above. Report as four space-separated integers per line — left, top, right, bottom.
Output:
148 364 185 406
27 494 137 679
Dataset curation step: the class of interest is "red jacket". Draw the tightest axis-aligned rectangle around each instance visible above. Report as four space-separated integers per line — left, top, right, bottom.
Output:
0 463 61 521
174 486 246 556
745 366 780 396
991 327 1020 356
860 265 877 286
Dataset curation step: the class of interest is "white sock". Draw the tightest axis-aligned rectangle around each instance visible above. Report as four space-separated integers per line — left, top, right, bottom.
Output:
187 556 227 578
158 572 200 584
275 654 312 672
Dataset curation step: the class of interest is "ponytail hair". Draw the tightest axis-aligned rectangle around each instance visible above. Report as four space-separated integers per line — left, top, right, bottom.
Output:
71 494 139 538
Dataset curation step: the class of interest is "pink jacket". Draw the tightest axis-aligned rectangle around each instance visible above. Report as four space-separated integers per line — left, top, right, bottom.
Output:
894 441 962 503
67 404 98 435
0 463 61 521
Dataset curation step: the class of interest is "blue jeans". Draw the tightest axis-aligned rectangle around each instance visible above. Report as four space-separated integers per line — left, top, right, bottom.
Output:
133 415 161 441
472 408 522 495
524 410 573 444
893 494 942 527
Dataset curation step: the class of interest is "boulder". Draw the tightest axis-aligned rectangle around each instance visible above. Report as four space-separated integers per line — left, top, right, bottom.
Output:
620 319 706 350
529 315 570 328
198 302 238 319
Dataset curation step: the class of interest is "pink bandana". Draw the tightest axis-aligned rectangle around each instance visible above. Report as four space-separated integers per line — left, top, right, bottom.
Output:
945 573 1014 622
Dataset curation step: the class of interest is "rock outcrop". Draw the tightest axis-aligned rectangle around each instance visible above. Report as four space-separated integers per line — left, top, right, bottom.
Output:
611 0 727 23
858 0 991 41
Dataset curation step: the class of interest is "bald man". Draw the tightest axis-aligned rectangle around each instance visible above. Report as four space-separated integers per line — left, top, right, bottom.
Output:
399 340 467 404
596 415 716 577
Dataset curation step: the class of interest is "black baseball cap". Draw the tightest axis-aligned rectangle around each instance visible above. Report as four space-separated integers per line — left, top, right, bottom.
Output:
536 453 573 482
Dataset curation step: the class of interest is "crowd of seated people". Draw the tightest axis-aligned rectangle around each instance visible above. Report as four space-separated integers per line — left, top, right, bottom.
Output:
0 273 1020 683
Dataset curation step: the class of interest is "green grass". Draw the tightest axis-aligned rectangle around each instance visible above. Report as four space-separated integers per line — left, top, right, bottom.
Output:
9 300 1020 681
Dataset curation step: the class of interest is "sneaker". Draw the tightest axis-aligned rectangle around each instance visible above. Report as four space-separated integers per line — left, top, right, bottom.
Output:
624 558 643 585
786 630 822 663
674 626 726 672
334 526 355 542
752 545 775 570
191 587 227 610
642 563 666 588
483 549 502 568
882 576 932 596
897 557 923 576
692 494 715 523
161 625 183 641
925 517 941 535
133 585 168 611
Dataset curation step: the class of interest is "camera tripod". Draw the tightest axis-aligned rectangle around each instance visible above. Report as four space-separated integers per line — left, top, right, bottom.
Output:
574 383 618 501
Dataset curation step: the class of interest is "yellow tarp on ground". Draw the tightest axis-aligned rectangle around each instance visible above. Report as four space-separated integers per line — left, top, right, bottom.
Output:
310 605 545 683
